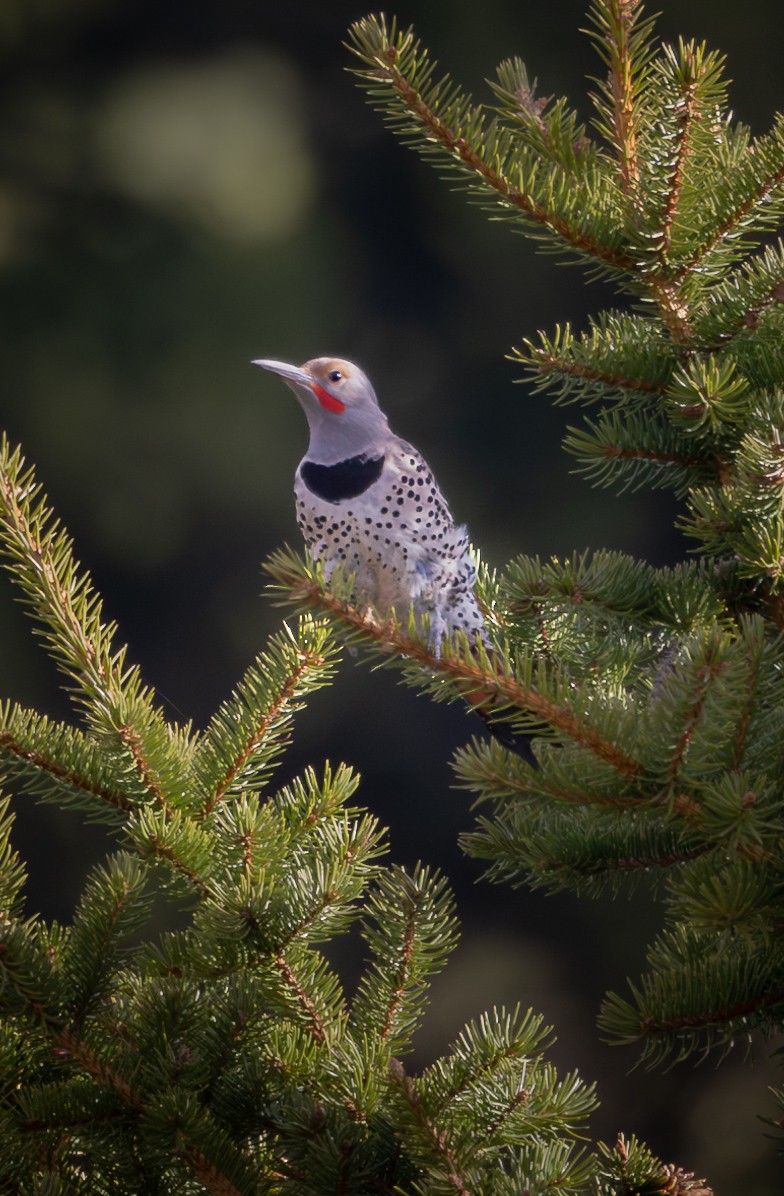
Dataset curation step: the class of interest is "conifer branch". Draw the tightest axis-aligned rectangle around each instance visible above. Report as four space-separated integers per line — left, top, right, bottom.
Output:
195 618 339 816
504 768 639 809
4 925 272 1195
587 843 710 874
489 58 596 177
56 1025 142 1110
352 865 457 1054
677 151 784 279
266 550 642 778
482 1084 532 1139
378 891 418 1045
637 984 784 1037
455 738 642 810
276 881 347 950
527 353 663 397
515 315 678 412
732 639 762 766
648 279 693 344
203 631 336 817
659 102 694 265
1 991 143 1151
0 438 186 808
348 17 635 274
21 1103 125 1134
272 954 327 1043
665 662 722 789
389 1058 474 1196
59 1031 252 1196
179 1149 247 1196
657 48 702 269
562 407 718 493
594 440 702 470
696 251 784 348
0 728 133 813
120 724 172 813
431 1008 552 1115
589 0 645 203
205 666 305 814
716 279 784 346
0 440 130 710
141 829 212 897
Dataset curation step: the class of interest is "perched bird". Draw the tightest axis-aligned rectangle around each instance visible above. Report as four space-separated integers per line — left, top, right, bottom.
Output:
253 356 487 655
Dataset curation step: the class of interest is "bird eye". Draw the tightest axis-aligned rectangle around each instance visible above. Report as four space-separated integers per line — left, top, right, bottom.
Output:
328 369 343 383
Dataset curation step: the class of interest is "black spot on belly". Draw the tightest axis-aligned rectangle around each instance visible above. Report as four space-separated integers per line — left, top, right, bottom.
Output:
301 454 385 501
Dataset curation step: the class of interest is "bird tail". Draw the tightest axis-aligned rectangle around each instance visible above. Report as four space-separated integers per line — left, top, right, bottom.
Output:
472 705 538 766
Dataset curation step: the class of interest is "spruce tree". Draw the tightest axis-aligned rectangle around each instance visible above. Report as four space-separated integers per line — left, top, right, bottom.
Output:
0 0 780 1191
0 448 678 1191
273 0 784 1173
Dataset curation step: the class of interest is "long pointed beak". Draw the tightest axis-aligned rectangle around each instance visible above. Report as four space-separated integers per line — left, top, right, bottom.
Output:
252 358 313 387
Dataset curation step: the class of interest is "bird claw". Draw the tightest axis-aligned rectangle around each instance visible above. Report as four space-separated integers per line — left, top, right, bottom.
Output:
428 609 446 660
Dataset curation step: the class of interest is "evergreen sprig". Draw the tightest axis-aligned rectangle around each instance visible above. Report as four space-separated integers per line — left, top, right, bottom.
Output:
348 5 784 620
0 435 191 809
194 618 341 816
0 438 670 1191
339 1 784 1130
346 14 632 278
12 0 784 1185
265 515 784 1126
268 536 784 1078
599 924 784 1067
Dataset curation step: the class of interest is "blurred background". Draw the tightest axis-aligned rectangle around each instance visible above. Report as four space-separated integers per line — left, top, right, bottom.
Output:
1 0 782 1189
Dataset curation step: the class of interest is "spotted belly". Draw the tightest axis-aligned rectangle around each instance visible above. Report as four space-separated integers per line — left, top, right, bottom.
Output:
294 441 486 643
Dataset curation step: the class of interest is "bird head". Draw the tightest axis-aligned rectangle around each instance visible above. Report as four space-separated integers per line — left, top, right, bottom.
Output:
253 356 390 464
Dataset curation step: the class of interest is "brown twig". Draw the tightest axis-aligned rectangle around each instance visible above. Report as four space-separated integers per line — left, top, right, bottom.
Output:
143 833 212 897
277 572 642 779
389 1058 475 1196
648 278 694 344
272 954 327 1043
675 160 784 281
659 79 700 267
528 354 665 395
119 724 172 814
639 984 784 1036
606 0 642 202
600 442 704 469
665 662 722 789
205 649 323 816
372 46 635 274
379 892 418 1045
0 731 134 813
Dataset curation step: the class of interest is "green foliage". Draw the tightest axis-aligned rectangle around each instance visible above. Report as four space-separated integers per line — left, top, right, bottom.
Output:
12 0 784 1187
348 3 784 596
0 444 661 1191
323 0 784 1127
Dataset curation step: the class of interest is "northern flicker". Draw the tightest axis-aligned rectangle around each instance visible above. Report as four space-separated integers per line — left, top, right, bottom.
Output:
252 355 487 655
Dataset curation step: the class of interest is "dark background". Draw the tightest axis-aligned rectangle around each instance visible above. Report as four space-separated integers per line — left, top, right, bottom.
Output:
1 1 782 1189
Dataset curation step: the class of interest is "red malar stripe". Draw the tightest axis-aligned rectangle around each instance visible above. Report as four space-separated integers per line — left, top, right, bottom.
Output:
312 383 346 414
